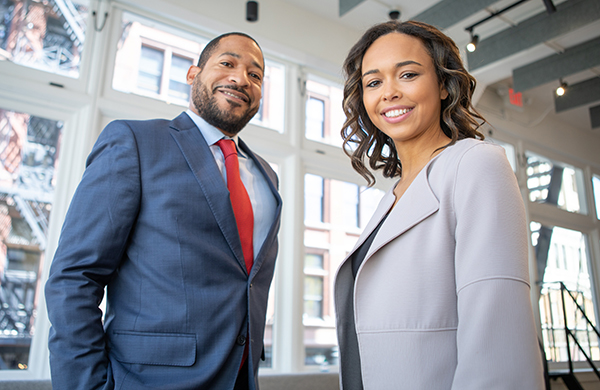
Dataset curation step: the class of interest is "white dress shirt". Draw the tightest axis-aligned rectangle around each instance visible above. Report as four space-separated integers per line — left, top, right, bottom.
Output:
186 110 277 260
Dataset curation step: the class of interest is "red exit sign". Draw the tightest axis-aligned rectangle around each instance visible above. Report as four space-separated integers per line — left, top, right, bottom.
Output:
509 88 523 107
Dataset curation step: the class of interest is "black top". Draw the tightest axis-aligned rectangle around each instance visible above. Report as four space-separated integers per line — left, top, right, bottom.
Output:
341 213 389 390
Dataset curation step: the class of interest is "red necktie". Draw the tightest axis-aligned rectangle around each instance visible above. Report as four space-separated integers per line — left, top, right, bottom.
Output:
216 139 254 274
217 139 254 372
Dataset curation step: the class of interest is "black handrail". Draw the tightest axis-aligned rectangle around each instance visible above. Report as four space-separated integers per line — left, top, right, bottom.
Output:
550 281 600 381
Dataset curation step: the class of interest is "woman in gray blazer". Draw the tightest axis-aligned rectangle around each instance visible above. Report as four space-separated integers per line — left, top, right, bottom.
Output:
335 21 545 389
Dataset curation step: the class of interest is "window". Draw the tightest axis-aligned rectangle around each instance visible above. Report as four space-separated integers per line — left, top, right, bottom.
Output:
112 12 205 105
533 223 598 363
0 0 89 78
305 97 325 140
304 78 345 147
593 175 600 220
526 152 588 215
137 45 164 94
0 108 64 370
250 59 285 133
303 173 384 369
304 174 324 224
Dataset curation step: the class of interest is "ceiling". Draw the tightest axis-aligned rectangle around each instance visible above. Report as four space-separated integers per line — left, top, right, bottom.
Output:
283 0 600 132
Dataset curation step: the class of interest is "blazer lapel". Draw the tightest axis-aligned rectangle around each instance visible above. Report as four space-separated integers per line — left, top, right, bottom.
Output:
239 139 283 278
366 168 439 259
168 113 247 272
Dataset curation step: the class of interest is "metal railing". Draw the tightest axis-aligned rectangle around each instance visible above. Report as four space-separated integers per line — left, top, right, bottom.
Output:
541 282 600 382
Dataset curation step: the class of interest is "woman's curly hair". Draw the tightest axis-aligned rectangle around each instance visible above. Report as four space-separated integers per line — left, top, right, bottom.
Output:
341 20 486 186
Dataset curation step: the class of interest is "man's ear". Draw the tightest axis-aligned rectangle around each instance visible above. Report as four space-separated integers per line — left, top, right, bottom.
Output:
186 65 201 85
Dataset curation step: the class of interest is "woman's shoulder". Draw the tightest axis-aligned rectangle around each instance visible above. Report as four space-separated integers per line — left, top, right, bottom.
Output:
440 138 508 167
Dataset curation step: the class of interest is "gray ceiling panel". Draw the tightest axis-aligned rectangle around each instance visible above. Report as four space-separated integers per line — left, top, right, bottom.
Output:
590 104 600 129
339 0 366 16
513 37 600 92
411 0 498 29
554 77 600 112
467 0 600 71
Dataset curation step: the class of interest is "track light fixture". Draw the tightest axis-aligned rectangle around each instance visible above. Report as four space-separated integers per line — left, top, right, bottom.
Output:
466 32 479 53
556 79 567 96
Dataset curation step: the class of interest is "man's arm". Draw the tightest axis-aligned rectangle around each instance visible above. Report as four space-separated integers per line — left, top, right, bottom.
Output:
45 121 141 390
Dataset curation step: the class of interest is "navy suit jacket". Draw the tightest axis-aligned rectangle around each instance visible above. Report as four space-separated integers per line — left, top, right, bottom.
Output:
45 112 282 390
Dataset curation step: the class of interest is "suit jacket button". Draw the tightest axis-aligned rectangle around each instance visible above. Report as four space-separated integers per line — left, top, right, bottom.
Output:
237 335 246 345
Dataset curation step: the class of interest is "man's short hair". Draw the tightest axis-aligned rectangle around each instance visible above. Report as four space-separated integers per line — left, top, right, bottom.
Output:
197 32 263 70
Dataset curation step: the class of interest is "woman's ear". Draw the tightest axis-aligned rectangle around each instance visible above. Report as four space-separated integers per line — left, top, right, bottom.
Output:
440 83 449 100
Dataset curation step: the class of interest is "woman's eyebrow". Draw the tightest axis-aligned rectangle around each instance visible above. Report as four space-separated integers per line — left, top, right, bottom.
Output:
362 60 422 79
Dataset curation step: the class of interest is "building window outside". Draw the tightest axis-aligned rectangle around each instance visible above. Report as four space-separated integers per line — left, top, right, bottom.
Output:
304 78 344 147
304 173 324 224
0 0 88 78
112 12 285 132
304 253 325 320
303 173 384 369
137 45 164 94
305 97 325 140
249 59 285 133
0 108 63 370
526 152 588 215
112 12 203 106
532 222 598 363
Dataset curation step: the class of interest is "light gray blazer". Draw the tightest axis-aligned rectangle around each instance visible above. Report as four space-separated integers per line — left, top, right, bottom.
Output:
334 139 545 389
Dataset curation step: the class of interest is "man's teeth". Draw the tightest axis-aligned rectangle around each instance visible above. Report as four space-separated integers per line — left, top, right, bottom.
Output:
223 91 243 100
384 108 412 118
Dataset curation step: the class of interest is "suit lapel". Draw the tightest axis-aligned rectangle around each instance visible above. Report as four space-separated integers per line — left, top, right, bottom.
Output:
239 139 283 279
341 157 441 274
168 113 247 272
366 168 439 259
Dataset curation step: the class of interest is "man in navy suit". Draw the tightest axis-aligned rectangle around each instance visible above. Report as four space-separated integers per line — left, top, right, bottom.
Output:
45 32 282 390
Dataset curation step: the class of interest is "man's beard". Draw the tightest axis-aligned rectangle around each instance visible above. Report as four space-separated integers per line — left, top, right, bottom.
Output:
192 79 259 136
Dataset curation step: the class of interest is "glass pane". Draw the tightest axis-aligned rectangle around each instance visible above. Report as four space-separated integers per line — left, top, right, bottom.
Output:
533 223 598 363
168 54 192 101
0 0 88 78
304 174 323 224
303 174 384 370
304 275 323 319
526 152 588 214
593 175 600 220
305 253 323 270
112 12 206 105
305 97 325 140
250 59 285 133
0 108 63 369
137 46 163 94
304 78 345 147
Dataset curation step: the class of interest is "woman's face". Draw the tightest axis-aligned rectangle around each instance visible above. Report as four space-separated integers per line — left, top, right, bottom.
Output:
361 33 448 148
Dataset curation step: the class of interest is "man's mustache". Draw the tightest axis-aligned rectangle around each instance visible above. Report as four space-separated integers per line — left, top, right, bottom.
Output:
212 84 251 103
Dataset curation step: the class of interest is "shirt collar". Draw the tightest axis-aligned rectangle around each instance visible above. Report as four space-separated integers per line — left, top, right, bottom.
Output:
185 109 241 150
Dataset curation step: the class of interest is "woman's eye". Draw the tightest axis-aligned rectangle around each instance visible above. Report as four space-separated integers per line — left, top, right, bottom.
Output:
365 80 380 88
401 72 418 79
221 61 232 67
